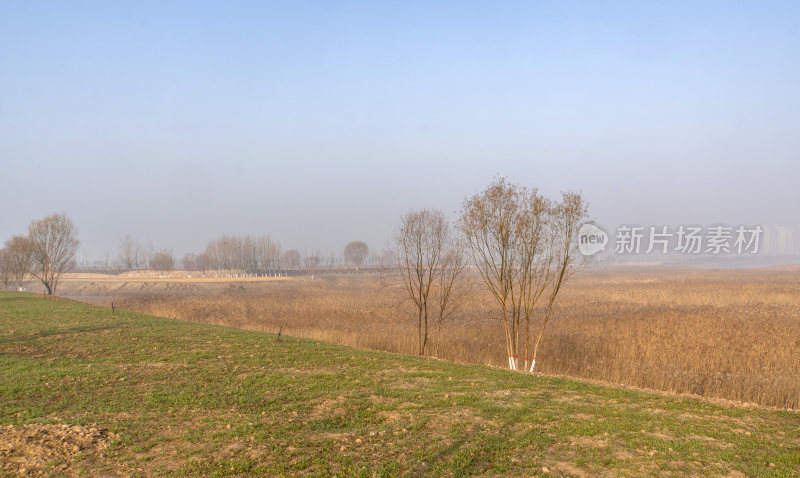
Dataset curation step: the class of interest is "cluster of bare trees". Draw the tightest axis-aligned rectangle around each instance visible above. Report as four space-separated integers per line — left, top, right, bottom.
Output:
115 234 153 270
460 178 588 371
114 235 176 275
393 177 587 371
0 236 34 291
0 213 80 295
180 235 284 276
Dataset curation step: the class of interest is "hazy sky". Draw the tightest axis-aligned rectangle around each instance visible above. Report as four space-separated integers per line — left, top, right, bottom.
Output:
2 1 799 260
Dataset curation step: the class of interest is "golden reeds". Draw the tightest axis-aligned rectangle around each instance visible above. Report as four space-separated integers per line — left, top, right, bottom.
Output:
110 268 800 408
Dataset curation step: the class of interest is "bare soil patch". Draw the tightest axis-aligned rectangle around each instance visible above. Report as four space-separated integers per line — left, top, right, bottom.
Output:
0 424 115 476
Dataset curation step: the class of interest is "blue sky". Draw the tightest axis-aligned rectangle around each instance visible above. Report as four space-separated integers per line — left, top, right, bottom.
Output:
1 1 798 259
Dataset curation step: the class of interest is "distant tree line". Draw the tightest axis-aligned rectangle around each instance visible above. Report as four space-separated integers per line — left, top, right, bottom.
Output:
0 217 384 287
106 235 383 277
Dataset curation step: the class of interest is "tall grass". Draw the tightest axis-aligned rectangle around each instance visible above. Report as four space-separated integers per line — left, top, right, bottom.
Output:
107 268 800 408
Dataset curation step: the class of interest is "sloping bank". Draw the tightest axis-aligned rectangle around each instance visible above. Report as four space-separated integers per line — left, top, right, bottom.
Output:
1 292 798 476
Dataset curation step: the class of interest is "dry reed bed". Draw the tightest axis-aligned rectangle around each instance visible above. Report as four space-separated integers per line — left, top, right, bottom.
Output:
108 268 800 408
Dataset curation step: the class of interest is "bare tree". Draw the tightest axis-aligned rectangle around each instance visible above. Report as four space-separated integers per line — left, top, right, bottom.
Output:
141 241 154 270
150 250 176 275
181 253 198 271
518 191 553 372
303 254 321 268
28 213 80 295
393 209 464 356
432 240 468 357
460 178 525 369
344 241 369 268
460 178 588 371
117 234 136 270
196 252 211 274
527 191 588 372
0 249 11 290
4 235 34 291
378 249 395 269
281 249 301 269
116 234 147 271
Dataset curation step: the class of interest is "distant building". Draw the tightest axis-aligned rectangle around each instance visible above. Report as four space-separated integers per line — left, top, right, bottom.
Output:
763 225 796 255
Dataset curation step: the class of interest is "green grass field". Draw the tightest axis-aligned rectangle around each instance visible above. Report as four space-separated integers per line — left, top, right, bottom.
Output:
1 292 799 477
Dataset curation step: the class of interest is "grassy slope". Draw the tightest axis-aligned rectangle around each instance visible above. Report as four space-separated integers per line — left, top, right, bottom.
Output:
1 293 798 477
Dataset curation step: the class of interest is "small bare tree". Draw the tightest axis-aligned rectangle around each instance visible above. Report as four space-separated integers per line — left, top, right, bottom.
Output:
4 235 34 291
394 209 464 356
433 240 468 357
150 250 176 275
117 234 140 270
344 241 369 268
28 213 80 295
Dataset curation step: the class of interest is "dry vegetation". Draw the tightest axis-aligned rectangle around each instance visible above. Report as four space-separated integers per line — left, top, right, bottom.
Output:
6 293 798 476
58 267 800 409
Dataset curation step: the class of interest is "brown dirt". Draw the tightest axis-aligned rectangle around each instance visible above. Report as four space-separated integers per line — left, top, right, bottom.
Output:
309 395 347 419
0 424 115 476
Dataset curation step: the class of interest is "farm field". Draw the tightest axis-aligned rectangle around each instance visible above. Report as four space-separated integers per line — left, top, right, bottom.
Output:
46 266 800 410
1 292 799 476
